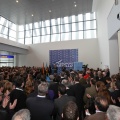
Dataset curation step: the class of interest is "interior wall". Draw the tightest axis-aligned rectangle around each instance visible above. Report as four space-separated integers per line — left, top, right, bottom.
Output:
108 0 120 39
97 0 114 69
109 39 119 75
17 39 100 69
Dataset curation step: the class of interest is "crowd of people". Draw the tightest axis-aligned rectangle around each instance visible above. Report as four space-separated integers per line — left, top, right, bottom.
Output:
0 66 120 120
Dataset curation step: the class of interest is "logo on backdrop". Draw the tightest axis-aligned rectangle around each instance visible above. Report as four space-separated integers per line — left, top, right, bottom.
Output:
55 60 73 67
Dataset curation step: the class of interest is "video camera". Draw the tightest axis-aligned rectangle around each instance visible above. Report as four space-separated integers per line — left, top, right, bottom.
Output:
82 64 88 69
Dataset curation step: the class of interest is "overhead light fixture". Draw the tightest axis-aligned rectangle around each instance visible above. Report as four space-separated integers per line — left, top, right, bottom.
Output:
16 0 19 3
74 4 77 7
31 14 34 16
49 10 51 13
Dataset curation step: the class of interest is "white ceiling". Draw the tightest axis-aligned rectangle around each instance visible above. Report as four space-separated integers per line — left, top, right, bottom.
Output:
0 0 93 25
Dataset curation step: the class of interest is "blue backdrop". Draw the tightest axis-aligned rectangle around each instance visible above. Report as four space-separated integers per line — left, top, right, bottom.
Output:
49 49 78 73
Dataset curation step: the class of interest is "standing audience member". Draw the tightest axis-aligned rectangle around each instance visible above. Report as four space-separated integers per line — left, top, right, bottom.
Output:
10 76 27 113
84 96 109 120
0 95 17 120
106 105 120 120
0 81 4 104
111 80 120 107
25 80 34 96
96 81 111 104
53 64 58 74
3 81 13 97
70 77 85 120
27 80 41 98
12 109 30 120
62 101 79 120
84 78 97 114
26 82 54 120
54 84 76 120
78 71 87 87
49 75 59 99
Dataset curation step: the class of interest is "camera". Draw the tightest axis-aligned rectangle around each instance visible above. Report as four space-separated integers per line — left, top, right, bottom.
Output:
82 64 88 69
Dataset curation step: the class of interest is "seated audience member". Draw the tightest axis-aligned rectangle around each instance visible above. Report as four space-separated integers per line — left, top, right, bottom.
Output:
54 84 76 120
84 96 109 120
106 105 120 120
12 109 30 120
62 101 79 120
26 82 54 120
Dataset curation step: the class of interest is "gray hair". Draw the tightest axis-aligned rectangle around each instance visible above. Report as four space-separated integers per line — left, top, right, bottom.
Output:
107 105 120 120
38 82 48 95
12 109 30 120
61 79 69 87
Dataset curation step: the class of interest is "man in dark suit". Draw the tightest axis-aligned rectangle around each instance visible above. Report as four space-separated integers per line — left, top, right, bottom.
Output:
26 82 54 120
83 79 97 114
54 84 76 120
53 64 58 74
49 75 59 100
78 71 87 87
69 76 85 120
84 96 109 120
111 81 120 107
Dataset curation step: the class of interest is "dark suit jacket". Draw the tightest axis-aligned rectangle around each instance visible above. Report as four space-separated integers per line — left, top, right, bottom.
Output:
26 96 54 120
69 83 85 119
111 89 120 106
70 83 85 108
54 95 76 120
10 88 27 112
84 112 106 120
84 85 97 104
49 82 59 99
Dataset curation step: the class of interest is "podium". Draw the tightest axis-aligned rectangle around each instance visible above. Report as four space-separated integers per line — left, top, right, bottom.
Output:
74 62 83 71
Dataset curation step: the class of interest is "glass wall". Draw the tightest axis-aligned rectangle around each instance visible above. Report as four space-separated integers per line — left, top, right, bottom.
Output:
0 12 96 45
18 12 97 45
0 16 17 41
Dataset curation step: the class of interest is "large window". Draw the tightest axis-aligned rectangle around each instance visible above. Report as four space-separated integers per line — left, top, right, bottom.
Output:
0 16 16 41
18 25 24 44
15 12 96 44
0 13 97 44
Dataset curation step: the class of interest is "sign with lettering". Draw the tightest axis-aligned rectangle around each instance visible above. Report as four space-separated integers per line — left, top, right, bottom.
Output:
49 49 78 73
0 55 14 58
